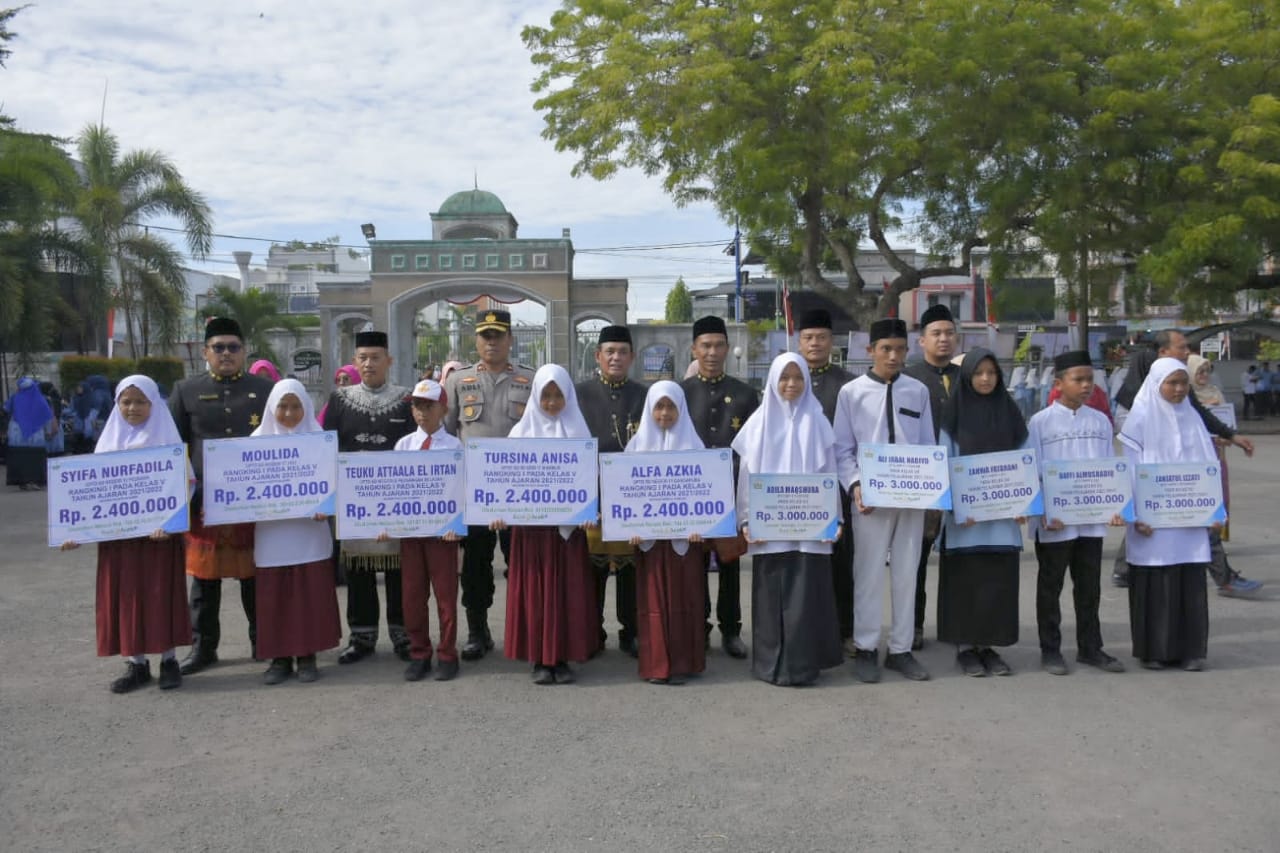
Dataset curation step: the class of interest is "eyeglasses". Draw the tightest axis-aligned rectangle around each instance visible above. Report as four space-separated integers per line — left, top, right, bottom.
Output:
209 343 243 354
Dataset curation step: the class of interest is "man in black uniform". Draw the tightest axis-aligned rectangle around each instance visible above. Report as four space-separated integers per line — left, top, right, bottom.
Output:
902 303 960 651
323 330 415 663
681 316 759 658
795 308 857 654
575 325 647 656
170 317 273 675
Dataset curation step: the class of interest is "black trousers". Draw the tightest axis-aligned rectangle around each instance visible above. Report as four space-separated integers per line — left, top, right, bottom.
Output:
346 570 404 649
703 554 742 637
831 489 854 640
593 556 637 644
189 576 256 653
914 534 938 634
460 525 510 614
1035 536 1104 656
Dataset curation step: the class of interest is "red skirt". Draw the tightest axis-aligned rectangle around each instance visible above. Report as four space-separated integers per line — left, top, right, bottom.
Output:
504 528 599 665
96 537 191 657
255 559 342 658
637 542 707 680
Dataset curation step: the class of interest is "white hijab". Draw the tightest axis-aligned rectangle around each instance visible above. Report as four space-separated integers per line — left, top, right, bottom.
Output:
507 364 590 439
1118 357 1215 463
95 375 183 453
626 381 704 453
732 352 834 475
252 379 322 437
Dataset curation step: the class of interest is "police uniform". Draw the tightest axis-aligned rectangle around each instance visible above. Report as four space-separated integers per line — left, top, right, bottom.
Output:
576 371 648 653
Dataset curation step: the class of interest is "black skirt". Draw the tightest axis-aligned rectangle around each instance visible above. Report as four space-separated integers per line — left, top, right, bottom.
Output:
751 551 843 686
5 445 46 486
937 550 1020 647
1128 563 1208 663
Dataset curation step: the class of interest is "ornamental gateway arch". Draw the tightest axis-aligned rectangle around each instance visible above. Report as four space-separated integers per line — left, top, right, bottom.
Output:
317 188 628 388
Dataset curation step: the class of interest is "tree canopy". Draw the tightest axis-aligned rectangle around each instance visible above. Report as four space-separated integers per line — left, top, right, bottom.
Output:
665 276 693 323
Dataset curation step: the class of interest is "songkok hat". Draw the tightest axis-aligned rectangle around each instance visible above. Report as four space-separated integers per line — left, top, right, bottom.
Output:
692 316 728 340
919 303 954 330
475 310 511 333
869 318 908 342
355 330 388 349
797 308 833 331
411 379 446 405
1053 350 1092 372
204 317 243 342
597 325 632 346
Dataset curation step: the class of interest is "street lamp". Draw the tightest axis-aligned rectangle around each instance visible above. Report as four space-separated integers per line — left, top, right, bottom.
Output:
732 345 743 377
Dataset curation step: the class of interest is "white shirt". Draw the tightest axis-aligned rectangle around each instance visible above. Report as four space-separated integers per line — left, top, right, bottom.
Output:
833 371 935 491
393 425 463 452
1027 401 1113 543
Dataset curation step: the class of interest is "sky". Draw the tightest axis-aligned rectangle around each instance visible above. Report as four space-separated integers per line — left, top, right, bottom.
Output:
3 1 742 321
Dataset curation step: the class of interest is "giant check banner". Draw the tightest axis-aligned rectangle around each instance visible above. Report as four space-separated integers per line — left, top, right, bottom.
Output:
858 443 951 509
1134 462 1226 528
949 449 1044 523
748 473 840 541
1041 457 1135 525
599 449 737 542
464 438 599 526
202 431 337 525
336 450 466 540
47 444 190 546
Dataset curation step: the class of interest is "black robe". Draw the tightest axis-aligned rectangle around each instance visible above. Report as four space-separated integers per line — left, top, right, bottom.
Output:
809 363 856 425
575 376 648 454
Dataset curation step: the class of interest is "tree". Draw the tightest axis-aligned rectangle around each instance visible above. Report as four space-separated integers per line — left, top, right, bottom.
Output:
200 285 310 365
73 123 213 357
665 276 693 323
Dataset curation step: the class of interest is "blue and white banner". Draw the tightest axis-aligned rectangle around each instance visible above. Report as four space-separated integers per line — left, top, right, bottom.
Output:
47 444 189 546
599 449 737 542
1041 457 1135 526
1134 462 1227 528
463 438 599 526
202 432 337 525
949 449 1044 523
336 450 466 540
747 473 840 541
858 443 951 510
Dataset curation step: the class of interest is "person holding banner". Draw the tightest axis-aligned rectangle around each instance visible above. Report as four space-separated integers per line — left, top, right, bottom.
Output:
1118 358 1216 671
170 317 274 675
63 375 190 693
735 353 843 687
499 364 599 685
249 379 341 685
624 381 708 685
833 318 934 683
391 379 463 682
1027 351 1126 676
936 349 1027 677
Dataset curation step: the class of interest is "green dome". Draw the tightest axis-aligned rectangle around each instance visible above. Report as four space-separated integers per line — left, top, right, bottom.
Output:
438 189 508 216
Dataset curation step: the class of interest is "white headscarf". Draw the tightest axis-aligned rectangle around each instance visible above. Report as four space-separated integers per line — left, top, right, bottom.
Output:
626 381 704 453
1118 357 1215 463
507 364 590 439
252 379 322 437
732 352 834 475
95 375 183 453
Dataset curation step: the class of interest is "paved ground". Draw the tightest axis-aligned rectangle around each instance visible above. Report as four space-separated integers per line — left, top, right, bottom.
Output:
1 439 1277 852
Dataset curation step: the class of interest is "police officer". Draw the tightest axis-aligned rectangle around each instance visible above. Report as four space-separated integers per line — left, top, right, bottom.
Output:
443 310 536 660
575 324 647 656
169 317 273 675
680 316 759 658
795 308 857 654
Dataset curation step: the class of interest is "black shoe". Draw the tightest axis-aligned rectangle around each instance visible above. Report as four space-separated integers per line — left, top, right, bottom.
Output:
337 642 374 665
434 659 459 681
552 662 576 684
296 655 319 683
721 634 747 659
647 677 669 685
179 649 218 676
1041 650 1069 676
157 659 182 690
885 651 931 681
394 644 412 663
404 658 431 682
1182 658 1206 672
1077 651 1125 673
978 648 1011 677
912 628 925 651
1140 659 1166 670
957 648 986 677
620 635 639 658
851 649 881 683
1111 571 1129 588
263 657 293 685
110 661 152 694
460 611 493 661
532 665 555 685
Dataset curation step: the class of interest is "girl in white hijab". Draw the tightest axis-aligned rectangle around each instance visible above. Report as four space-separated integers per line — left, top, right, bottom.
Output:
250 379 341 685
731 353 842 686
1119 358 1217 671
623 381 707 684
62 375 191 694
500 364 599 684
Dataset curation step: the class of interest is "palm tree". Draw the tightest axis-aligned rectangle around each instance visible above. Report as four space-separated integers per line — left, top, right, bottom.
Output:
73 123 212 357
201 284 312 365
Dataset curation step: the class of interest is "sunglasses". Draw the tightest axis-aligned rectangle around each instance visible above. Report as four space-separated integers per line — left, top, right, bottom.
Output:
208 343 243 354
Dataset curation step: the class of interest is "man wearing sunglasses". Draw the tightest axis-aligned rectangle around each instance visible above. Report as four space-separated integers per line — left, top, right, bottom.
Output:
169 317 274 675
